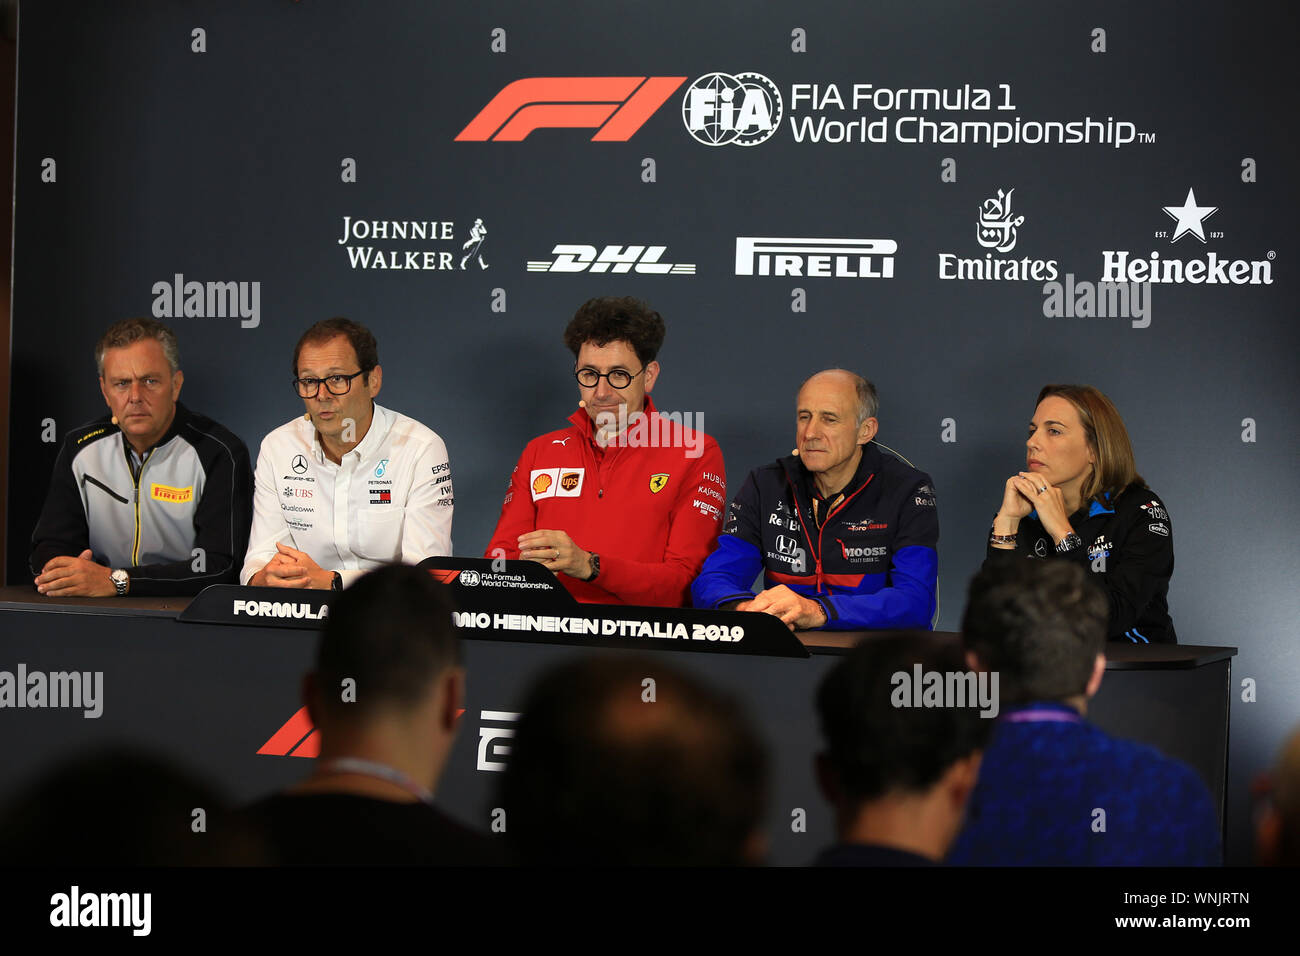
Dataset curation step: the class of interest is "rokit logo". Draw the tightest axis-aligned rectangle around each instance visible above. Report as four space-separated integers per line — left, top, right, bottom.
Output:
683 72 783 146
1102 189 1274 285
456 77 686 141
736 237 896 278
939 188 1059 281
528 244 695 275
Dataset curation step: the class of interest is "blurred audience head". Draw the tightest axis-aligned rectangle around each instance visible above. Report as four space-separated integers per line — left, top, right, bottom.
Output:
305 564 463 788
500 654 768 865
816 631 990 861
1255 725 1300 865
0 747 263 864
962 560 1108 708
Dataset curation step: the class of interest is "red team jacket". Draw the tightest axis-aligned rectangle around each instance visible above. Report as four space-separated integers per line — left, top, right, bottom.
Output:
485 397 726 606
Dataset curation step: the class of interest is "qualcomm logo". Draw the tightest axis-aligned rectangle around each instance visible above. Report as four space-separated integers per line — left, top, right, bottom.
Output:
528 244 695 275
1101 189 1274 285
683 72 782 146
736 237 895 278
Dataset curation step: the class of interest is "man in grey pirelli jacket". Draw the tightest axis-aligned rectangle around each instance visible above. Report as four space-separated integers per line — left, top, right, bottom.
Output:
30 319 254 597
241 318 453 590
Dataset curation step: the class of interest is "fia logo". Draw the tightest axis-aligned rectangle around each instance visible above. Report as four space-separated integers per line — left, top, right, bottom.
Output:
374 459 389 478
683 72 782 146
977 188 1024 254
460 570 481 586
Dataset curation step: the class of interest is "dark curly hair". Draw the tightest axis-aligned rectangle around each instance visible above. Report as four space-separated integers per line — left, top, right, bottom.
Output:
562 296 666 367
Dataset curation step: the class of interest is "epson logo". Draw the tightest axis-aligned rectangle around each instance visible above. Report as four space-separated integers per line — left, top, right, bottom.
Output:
151 274 261 328
232 600 329 620
527 244 696 275
736 237 897 278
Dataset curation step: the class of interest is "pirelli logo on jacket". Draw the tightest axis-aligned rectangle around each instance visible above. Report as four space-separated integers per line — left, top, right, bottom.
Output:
150 483 194 503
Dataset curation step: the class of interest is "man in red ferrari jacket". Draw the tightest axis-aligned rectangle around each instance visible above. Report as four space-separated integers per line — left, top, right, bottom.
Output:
485 297 726 606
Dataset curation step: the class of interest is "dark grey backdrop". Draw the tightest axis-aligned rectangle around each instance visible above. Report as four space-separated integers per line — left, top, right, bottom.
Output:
6 0 1298 864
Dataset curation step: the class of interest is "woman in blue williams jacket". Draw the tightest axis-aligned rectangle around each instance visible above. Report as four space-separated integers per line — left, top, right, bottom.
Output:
984 384 1176 643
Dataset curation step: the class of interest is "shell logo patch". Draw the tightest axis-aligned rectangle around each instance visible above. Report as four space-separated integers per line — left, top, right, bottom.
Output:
532 473 553 495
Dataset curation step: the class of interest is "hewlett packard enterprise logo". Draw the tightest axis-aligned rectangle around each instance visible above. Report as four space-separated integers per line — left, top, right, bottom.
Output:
735 237 897 278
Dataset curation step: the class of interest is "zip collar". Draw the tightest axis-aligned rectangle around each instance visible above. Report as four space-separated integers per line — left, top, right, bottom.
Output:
780 443 879 595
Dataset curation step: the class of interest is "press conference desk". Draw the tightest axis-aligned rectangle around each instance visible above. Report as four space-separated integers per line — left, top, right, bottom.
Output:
0 582 1236 865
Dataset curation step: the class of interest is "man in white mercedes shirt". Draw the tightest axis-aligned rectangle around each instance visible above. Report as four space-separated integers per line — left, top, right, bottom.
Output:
241 318 453 590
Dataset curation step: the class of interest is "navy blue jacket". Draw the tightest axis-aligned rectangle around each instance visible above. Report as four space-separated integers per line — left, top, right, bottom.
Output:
947 701 1220 866
691 442 938 630
983 483 1176 643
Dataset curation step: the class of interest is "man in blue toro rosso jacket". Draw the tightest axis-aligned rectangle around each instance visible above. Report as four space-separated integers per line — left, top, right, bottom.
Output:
692 370 938 630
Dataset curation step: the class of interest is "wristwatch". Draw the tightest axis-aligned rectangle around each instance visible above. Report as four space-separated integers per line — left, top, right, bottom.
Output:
1056 532 1083 554
110 568 130 597
587 552 601 582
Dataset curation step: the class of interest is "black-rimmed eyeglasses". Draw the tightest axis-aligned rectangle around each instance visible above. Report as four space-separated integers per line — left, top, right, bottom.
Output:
293 370 366 398
575 366 644 389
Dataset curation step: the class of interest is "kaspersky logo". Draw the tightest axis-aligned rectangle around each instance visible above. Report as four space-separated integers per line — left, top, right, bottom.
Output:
456 77 686 141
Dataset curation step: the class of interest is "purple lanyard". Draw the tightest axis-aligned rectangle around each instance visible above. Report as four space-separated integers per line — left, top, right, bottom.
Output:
1003 709 1083 724
316 758 435 805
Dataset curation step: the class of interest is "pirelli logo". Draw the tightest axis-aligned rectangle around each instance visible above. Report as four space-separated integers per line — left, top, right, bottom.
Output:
150 483 194 503
734 237 898 278
456 76 686 142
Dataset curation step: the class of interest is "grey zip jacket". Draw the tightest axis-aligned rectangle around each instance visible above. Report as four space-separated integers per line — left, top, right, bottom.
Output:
29 402 253 595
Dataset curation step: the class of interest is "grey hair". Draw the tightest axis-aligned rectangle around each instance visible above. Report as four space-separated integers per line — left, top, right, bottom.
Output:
95 318 181 376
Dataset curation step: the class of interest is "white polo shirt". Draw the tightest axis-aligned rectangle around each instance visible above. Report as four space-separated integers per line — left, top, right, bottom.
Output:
241 403 453 586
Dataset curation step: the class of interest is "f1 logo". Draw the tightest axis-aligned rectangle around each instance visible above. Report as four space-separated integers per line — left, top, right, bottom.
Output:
456 76 687 142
